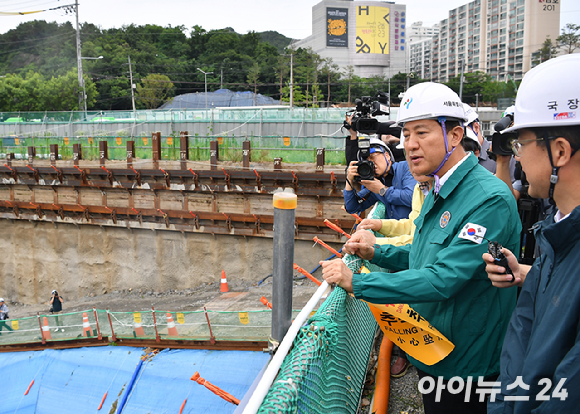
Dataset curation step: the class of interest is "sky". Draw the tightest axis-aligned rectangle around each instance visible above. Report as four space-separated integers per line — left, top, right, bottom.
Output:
0 0 577 39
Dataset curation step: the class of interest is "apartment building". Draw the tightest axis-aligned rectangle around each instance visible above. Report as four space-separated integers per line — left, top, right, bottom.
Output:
431 0 560 83
408 22 440 79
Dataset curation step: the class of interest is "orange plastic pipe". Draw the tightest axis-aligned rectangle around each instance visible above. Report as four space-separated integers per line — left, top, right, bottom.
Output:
191 372 240 405
24 379 35 395
313 237 342 258
324 219 351 239
179 398 187 414
293 263 322 286
372 336 393 414
97 391 107 410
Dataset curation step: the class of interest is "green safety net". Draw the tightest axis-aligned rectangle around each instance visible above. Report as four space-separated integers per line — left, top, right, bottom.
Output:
0 308 302 345
257 202 388 413
257 287 378 414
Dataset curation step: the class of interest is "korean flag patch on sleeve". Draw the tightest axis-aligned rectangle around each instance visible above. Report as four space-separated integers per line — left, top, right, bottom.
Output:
459 223 487 244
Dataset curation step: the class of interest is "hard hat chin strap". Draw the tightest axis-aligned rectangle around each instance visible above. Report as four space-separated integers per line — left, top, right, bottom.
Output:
429 116 457 194
541 129 559 206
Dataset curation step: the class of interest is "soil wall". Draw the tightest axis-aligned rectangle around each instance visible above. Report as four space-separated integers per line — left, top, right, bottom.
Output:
0 220 339 305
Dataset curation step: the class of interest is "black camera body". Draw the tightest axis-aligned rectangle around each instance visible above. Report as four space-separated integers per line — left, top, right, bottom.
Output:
355 137 376 181
344 92 390 135
488 112 516 157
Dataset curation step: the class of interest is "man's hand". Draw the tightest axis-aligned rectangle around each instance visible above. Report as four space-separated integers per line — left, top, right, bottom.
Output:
357 219 382 232
320 259 354 293
345 160 359 189
360 178 384 194
343 232 376 259
482 247 524 288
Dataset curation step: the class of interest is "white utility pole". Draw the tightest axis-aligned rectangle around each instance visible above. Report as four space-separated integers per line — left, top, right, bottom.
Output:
197 68 213 109
74 0 83 111
289 54 294 108
128 56 136 113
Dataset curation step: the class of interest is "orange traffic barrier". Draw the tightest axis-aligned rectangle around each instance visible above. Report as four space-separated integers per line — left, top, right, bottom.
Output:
324 219 351 239
81 312 93 337
166 312 179 336
220 270 229 293
42 317 52 340
260 296 272 309
372 336 393 414
313 236 342 258
293 263 322 286
191 371 240 405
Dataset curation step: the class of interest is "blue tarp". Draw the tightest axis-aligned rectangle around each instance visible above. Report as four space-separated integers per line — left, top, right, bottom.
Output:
160 88 280 109
0 346 270 414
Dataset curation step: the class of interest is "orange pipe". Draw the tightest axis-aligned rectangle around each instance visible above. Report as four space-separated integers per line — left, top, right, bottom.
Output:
179 398 187 414
313 237 342 258
293 263 322 286
97 391 107 410
191 372 240 405
24 379 35 395
372 336 393 414
324 219 351 239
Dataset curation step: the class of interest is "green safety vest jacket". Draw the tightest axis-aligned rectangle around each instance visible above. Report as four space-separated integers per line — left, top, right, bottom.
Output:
353 153 521 379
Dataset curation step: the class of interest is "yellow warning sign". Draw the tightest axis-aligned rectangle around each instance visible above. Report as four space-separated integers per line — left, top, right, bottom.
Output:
15 138 19 145
366 302 454 366
116 137 122 145
133 313 141 324
356 5 390 55
217 137 223 145
88 137 93 144
143 137 148 145
11 320 19 330
177 313 185 324
64 137 69 145
359 267 454 366
167 137 173 146
239 312 249 325
283 137 291 146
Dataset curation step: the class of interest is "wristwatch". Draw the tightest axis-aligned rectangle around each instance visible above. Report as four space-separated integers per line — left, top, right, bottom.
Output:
379 186 388 196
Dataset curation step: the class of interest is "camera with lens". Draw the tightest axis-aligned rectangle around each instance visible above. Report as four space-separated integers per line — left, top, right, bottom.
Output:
354 137 376 182
488 106 517 157
344 92 390 135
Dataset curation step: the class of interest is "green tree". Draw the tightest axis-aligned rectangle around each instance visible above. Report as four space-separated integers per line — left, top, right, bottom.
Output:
247 63 260 106
557 23 580 54
532 38 558 67
136 74 175 109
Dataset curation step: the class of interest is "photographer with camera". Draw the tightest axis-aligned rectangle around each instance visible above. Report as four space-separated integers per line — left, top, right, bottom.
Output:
343 136 416 219
483 54 580 414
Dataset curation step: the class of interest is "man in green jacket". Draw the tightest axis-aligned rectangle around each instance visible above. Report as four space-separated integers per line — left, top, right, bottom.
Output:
321 82 521 414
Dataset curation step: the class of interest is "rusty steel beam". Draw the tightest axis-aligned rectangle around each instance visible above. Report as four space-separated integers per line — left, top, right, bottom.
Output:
0 336 268 353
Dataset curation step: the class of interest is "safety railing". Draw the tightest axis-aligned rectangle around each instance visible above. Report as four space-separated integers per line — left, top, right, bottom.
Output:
0 307 301 347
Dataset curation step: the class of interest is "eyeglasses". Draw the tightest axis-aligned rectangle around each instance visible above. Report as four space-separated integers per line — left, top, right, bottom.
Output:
510 137 545 157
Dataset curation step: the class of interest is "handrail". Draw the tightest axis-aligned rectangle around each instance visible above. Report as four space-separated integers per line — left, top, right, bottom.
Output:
241 281 330 414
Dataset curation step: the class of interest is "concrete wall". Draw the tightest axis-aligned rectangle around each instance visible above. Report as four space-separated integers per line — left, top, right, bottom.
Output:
0 220 337 305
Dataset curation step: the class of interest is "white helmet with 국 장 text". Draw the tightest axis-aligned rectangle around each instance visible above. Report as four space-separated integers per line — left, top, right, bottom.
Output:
503 54 580 133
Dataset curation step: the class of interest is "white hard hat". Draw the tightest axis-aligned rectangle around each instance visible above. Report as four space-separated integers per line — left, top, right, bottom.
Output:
396 82 468 126
465 127 480 147
504 54 580 133
463 103 479 125
0 298 4 302
367 137 395 162
396 130 405 149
